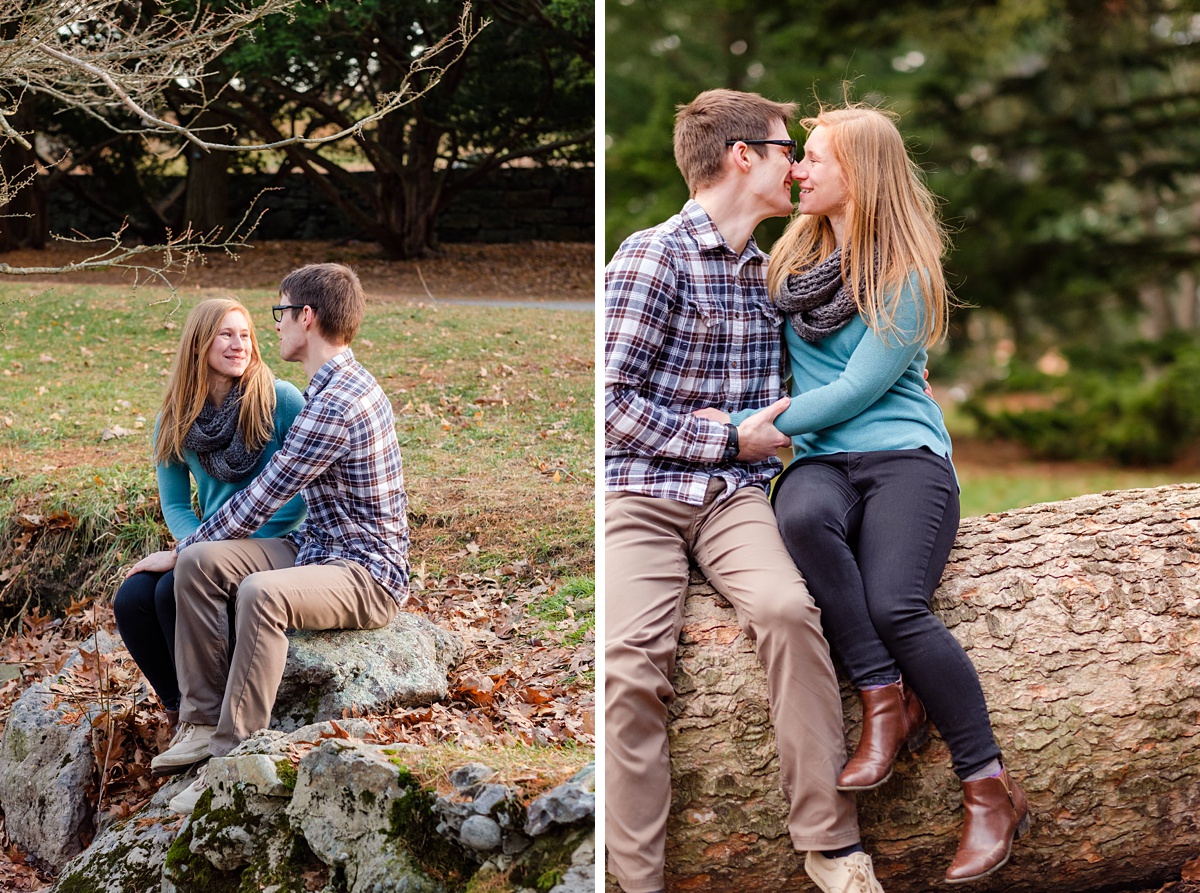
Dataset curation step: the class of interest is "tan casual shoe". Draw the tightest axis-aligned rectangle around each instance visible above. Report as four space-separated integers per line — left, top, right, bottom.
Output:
168 766 210 815
804 851 885 893
150 722 216 777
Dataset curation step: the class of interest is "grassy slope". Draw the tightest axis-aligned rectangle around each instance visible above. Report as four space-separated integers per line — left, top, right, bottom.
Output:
0 283 594 614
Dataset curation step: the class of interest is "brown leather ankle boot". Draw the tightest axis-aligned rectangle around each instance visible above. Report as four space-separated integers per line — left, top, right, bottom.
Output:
836 679 928 791
944 767 1030 883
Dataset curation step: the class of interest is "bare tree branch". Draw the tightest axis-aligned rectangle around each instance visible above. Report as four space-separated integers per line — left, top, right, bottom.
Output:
0 188 276 291
0 0 484 282
20 5 484 153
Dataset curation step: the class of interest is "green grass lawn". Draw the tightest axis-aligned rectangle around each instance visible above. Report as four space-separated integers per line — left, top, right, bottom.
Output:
938 399 1200 517
0 283 594 612
956 465 1200 518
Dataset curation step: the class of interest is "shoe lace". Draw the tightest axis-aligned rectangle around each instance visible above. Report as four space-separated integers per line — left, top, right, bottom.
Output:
843 854 883 893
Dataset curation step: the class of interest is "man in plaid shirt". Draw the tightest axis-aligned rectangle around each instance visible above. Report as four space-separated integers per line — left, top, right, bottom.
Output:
134 263 408 814
606 90 882 893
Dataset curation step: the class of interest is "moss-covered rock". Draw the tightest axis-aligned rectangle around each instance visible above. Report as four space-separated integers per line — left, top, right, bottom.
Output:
47 726 594 893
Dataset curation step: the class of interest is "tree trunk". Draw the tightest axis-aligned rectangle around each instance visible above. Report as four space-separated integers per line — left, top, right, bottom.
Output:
376 165 443 260
374 107 447 260
607 484 1200 893
181 112 230 235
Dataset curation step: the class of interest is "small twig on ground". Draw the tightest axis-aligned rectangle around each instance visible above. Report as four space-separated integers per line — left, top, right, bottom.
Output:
415 264 437 301
0 590 33 640
92 605 116 825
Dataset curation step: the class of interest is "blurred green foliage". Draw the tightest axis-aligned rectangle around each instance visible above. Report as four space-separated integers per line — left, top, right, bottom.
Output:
964 334 1200 465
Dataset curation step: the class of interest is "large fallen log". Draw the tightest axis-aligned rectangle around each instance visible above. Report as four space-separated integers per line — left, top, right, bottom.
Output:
611 484 1200 893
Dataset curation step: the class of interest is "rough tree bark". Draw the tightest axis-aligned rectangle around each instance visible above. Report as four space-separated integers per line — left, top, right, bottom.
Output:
607 484 1200 893
182 111 231 234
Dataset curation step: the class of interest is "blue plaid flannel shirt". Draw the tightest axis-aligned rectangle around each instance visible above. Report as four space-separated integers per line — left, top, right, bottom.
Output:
605 200 786 506
177 349 410 603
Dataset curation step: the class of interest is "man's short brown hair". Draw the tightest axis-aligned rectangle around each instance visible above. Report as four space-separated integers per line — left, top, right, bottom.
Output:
278 263 365 345
674 89 798 195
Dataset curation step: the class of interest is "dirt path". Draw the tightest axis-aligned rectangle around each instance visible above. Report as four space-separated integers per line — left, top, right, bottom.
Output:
0 239 595 305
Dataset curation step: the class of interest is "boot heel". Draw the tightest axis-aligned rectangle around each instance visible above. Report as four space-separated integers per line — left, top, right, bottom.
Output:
1014 811 1031 839
906 723 929 752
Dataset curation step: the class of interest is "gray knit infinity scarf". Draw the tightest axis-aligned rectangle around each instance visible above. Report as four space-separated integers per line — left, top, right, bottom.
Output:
183 385 263 483
775 248 858 342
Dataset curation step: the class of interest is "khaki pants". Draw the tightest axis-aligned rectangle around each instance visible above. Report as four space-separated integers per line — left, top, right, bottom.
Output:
605 482 859 893
174 538 397 757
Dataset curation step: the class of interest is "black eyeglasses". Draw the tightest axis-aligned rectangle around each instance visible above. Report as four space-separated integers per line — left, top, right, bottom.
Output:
725 138 797 163
271 304 306 323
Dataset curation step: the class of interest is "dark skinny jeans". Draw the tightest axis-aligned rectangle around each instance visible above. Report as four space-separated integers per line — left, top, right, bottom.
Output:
112 570 181 712
773 448 1001 780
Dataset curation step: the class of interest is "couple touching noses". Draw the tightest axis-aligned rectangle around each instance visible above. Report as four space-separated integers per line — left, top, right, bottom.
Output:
116 263 409 815
604 90 1028 892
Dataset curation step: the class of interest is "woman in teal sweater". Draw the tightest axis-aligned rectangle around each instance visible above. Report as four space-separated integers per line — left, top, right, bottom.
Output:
718 106 1027 884
114 298 305 744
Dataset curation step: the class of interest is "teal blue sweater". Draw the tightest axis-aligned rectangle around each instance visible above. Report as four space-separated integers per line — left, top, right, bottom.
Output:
155 380 307 540
731 277 953 464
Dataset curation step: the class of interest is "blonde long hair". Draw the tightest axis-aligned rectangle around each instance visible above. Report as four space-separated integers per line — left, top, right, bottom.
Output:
767 104 951 346
154 298 277 465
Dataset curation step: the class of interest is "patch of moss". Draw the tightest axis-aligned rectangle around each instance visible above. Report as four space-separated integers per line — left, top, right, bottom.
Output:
8 726 28 762
463 866 515 893
275 758 298 792
387 767 473 888
54 826 162 893
239 832 331 893
163 794 243 893
302 688 322 724
509 829 587 893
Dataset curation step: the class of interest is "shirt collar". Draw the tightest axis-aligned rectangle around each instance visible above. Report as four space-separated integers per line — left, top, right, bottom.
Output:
681 199 768 269
304 348 356 399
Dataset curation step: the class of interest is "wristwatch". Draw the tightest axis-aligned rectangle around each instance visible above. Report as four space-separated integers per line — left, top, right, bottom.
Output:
721 423 740 461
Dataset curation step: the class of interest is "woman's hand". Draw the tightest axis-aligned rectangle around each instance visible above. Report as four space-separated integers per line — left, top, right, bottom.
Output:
692 407 732 424
127 549 179 577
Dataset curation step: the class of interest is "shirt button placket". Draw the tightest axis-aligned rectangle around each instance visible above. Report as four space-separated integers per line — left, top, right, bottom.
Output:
730 273 745 403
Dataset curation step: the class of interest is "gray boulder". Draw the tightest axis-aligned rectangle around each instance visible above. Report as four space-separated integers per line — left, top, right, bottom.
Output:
0 631 121 869
0 610 463 871
44 720 595 893
49 774 194 893
273 611 466 730
550 837 597 893
287 739 444 892
525 763 596 835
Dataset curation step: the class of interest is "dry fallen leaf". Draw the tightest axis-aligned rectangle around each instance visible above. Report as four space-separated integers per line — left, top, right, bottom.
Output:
1183 856 1200 881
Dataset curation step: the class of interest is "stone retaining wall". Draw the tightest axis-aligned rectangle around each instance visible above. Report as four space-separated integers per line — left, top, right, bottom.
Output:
48 166 594 245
